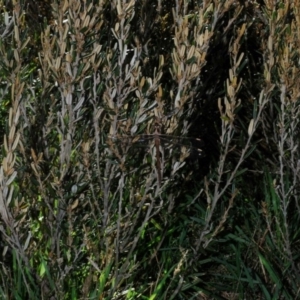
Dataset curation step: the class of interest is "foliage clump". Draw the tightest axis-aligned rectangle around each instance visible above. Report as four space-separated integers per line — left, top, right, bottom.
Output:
0 0 300 299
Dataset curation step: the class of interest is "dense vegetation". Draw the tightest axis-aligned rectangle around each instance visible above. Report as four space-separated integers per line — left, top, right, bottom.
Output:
0 0 300 299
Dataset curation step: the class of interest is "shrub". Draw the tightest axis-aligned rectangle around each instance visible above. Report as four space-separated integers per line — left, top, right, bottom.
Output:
0 0 300 299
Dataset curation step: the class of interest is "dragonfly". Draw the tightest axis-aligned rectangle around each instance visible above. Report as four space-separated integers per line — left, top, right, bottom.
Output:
106 120 204 187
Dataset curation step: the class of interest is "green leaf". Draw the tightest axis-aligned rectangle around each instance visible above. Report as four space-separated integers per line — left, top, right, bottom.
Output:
99 263 112 295
258 252 281 285
39 259 46 278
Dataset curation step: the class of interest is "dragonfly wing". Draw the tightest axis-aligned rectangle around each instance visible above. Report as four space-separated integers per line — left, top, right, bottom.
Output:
107 134 204 155
158 136 204 156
